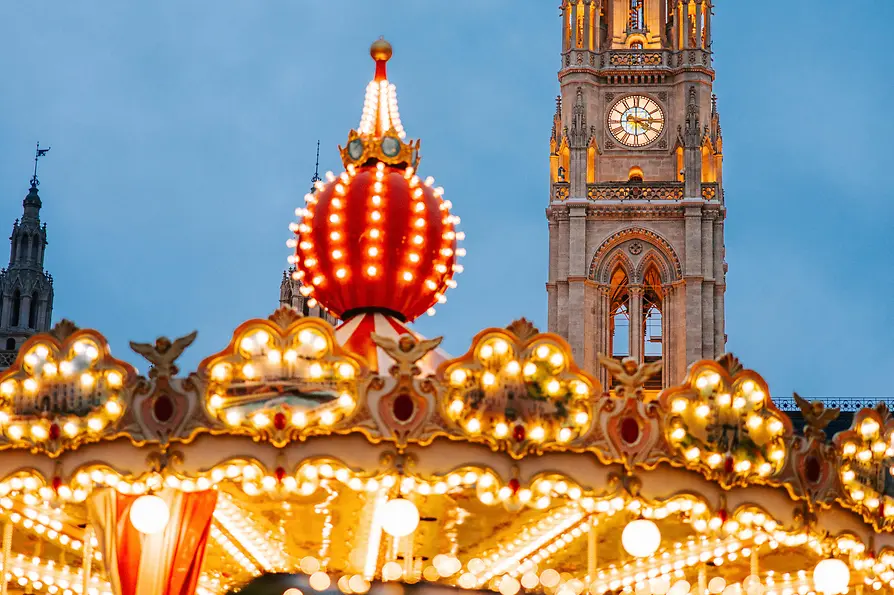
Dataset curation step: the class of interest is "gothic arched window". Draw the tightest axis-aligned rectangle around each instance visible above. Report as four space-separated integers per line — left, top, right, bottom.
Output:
609 267 630 357
30 236 38 262
27 292 38 329
11 290 21 327
628 0 644 30
642 265 664 357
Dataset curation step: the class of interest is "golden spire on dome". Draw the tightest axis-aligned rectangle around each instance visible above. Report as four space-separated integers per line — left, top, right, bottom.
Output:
339 37 420 170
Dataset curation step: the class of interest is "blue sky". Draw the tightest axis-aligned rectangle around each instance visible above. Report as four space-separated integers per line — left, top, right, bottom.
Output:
1 2 892 398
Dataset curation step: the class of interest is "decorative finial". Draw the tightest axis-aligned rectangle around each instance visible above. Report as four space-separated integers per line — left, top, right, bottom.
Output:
309 140 321 194
31 142 50 188
370 37 393 81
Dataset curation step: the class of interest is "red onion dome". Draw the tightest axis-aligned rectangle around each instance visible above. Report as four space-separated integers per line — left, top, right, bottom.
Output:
287 38 465 322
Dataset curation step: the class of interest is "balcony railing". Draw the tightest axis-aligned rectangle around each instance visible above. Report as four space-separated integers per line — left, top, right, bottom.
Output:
551 181 723 203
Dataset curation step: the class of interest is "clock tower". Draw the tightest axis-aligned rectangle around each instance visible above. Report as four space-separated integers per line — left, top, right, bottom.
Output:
546 0 725 389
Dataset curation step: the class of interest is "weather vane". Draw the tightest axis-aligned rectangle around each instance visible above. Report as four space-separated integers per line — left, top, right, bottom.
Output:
31 141 51 187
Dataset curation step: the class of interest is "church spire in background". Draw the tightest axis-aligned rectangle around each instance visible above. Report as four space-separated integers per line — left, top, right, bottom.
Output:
0 145 56 363
309 140 321 194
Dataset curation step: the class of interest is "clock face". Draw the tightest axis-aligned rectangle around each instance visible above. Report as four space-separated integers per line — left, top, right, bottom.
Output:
607 95 665 147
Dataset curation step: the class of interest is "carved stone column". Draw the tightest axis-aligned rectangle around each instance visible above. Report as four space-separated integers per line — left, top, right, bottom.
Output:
628 285 644 363
661 283 674 386
597 285 612 390
0 295 10 329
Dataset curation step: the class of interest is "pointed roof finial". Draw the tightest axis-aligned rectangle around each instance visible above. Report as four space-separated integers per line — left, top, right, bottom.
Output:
309 140 322 194
31 142 50 189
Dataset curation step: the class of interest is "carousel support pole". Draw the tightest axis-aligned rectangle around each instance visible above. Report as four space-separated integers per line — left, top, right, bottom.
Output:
750 549 758 577
402 534 414 580
587 518 597 582
0 523 12 595
82 527 94 594
698 564 707 595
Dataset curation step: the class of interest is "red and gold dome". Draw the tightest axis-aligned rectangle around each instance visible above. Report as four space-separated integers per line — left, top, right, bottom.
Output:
289 39 464 322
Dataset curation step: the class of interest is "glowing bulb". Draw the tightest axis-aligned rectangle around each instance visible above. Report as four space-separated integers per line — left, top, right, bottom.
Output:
622 519 661 558
380 498 419 537
813 558 849 595
129 494 170 535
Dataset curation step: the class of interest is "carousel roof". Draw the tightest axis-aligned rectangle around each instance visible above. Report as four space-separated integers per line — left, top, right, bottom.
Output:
0 39 890 595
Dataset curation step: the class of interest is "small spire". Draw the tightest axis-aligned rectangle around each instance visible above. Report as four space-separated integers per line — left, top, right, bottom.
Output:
31 142 50 189
309 140 321 194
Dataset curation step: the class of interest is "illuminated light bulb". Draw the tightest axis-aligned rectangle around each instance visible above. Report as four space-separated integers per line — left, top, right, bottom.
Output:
621 519 661 558
435 264 447 273
371 195 382 206
495 422 508 437
685 446 700 460
107 371 123 388
425 279 438 290
466 418 481 433
414 202 425 212
413 235 424 245
381 498 420 537
225 411 242 426
482 372 496 387
402 271 414 282
80 373 95 389
309 572 331 591
505 360 520 375
304 258 317 267
337 363 354 379
328 214 340 223
366 265 377 276
767 419 783 434
370 228 381 239
450 369 467 385
671 398 687 413
454 264 464 273
252 413 270 428
105 400 121 416
338 393 354 408
371 211 382 222
330 231 341 241
332 249 343 259
813 558 849 595
549 352 564 367
530 426 545 441
284 349 297 363
129 494 170 535
43 362 57 376
312 275 324 285
546 379 561 395
63 422 78 437
31 425 48 440
575 411 589 425
861 419 880 437
292 411 307 427
558 427 572 442
308 363 323 379
449 400 464 414
523 362 537 376
695 403 710 418
408 252 420 263
321 410 335 425
441 247 453 257
0 381 14 396
242 364 256 379
414 218 426 228
299 241 313 250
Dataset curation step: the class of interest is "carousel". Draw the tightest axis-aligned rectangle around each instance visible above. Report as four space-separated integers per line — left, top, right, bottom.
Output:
0 39 891 595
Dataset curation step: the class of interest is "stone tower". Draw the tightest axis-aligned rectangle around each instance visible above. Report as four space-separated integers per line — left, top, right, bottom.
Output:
279 142 338 326
546 0 725 389
0 169 55 367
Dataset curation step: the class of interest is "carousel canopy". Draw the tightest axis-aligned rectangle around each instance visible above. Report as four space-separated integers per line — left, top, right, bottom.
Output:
0 39 889 595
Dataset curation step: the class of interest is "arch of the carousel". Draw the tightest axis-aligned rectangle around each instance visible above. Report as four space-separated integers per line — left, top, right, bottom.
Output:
0 310 891 595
